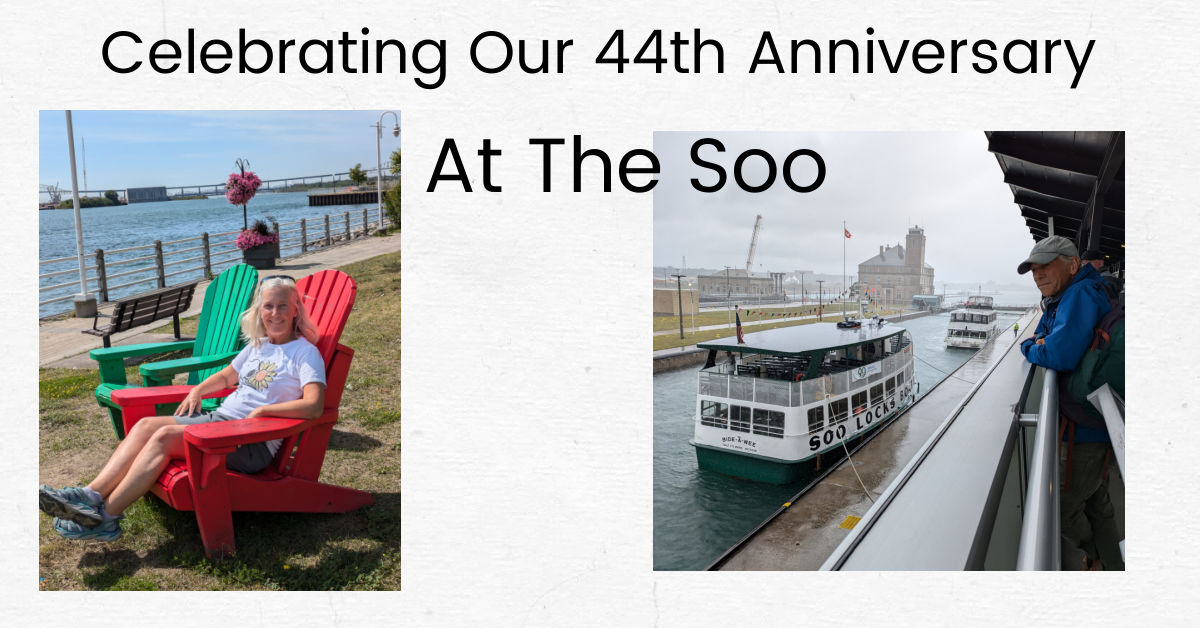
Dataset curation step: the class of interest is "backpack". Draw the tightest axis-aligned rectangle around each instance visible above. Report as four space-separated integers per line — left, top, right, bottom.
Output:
1058 294 1124 431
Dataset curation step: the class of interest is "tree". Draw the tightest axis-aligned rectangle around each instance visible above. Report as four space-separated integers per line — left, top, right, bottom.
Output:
103 190 119 204
383 148 401 231
348 163 368 186
384 182 401 231
389 148 401 176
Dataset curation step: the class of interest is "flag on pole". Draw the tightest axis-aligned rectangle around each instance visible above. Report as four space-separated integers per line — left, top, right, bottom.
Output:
844 228 852 239
735 307 745 344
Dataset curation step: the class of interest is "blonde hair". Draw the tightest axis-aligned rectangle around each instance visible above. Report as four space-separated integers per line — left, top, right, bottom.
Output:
240 277 319 348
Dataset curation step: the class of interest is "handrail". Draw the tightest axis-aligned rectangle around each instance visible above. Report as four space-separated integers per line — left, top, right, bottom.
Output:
1015 367 1061 570
103 242 158 255
1087 384 1125 480
40 266 98 280
40 254 94 266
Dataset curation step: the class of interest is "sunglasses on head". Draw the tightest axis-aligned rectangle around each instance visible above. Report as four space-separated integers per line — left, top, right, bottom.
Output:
261 274 296 284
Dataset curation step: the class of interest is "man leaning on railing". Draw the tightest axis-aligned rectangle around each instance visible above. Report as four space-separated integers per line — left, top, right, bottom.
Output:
1017 235 1123 571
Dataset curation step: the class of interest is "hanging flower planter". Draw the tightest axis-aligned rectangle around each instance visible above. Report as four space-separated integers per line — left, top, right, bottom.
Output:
226 159 275 268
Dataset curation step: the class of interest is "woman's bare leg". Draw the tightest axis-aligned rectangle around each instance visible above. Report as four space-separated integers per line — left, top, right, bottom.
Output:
103 424 188 516
87 416 179 500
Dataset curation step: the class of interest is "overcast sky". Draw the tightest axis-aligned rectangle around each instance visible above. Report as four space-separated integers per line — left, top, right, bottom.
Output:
653 131 1036 286
39 110 401 192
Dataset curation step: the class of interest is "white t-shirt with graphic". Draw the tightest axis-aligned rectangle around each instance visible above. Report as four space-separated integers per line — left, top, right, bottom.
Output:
219 338 326 456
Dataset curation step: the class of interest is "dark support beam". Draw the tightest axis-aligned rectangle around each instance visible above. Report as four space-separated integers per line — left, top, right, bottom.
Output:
1004 170 1093 204
988 132 1105 175
1014 190 1085 218
1079 132 1125 252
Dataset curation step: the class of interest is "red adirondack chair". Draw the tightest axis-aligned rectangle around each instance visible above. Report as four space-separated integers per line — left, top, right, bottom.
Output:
109 270 372 557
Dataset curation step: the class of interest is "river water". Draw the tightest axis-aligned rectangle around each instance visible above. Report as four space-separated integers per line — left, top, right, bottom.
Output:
39 191 379 316
652 309 1026 570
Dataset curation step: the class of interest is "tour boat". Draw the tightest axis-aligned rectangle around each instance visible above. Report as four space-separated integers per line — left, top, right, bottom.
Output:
945 295 998 349
691 320 917 484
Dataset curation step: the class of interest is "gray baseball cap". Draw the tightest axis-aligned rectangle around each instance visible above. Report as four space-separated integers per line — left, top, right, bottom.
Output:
1017 235 1079 274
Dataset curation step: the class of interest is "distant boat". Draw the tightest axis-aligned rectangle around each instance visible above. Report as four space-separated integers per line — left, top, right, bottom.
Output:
945 295 998 349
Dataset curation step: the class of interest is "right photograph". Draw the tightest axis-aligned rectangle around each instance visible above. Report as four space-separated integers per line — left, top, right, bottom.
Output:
653 131 1124 571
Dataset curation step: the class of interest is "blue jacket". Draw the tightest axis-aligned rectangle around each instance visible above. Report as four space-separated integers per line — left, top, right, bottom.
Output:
1021 263 1112 443
1021 263 1111 372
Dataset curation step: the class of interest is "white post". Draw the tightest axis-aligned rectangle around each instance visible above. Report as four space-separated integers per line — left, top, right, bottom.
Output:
374 111 399 232
374 120 383 231
65 111 95 317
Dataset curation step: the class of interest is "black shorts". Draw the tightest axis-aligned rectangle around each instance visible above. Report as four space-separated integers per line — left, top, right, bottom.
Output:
174 411 275 474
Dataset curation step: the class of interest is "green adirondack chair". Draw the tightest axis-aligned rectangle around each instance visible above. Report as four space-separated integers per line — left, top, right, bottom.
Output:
91 264 259 439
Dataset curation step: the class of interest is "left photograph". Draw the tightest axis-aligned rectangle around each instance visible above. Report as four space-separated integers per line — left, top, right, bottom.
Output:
37 110 401 590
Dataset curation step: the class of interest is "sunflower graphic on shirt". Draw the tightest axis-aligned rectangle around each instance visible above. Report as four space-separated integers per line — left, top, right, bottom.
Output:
243 360 280 392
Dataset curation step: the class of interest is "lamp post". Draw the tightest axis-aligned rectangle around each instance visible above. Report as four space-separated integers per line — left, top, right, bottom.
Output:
671 274 685 339
372 111 400 232
65 111 95 317
724 266 732 328
816 279 825 321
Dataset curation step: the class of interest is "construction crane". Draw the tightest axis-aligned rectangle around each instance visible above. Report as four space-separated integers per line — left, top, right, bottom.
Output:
745 214 763 272
39 184 62 206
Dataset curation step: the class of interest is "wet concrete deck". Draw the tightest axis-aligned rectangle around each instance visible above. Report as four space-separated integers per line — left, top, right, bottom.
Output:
716 309 1039 570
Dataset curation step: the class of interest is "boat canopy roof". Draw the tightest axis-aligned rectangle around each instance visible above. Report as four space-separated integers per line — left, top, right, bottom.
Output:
698 321 908 357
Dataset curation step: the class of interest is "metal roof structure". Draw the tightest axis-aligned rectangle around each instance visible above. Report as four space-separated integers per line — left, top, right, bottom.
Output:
985 131 1125 269
698 321 907 356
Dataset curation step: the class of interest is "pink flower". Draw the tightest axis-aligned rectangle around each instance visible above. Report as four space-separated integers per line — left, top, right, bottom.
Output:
235 228 279 251
225 171 263 206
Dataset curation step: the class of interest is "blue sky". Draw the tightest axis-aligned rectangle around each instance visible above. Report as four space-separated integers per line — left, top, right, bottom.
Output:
38 110 402 193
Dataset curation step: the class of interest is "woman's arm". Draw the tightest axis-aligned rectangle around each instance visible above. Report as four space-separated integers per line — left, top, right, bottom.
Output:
174 365 240 416
245 382 326 420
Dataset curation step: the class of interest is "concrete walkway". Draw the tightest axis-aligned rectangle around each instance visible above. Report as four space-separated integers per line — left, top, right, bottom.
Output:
40 233 400 369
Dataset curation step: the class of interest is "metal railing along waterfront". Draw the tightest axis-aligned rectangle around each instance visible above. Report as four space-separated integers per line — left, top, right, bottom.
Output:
1015 367 1062 570
39 208 393 317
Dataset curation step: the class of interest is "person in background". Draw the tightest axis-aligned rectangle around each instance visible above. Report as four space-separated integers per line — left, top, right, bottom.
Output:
1081 248 1123 301
1017 235 1122 570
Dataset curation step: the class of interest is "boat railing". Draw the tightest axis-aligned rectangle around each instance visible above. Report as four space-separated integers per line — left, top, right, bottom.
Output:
1015 366 1061 570
699 357 913 409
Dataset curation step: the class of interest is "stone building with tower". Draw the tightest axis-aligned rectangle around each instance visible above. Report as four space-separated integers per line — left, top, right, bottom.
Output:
856 226 935 307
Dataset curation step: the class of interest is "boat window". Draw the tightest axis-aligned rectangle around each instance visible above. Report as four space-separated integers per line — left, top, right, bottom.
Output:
807 406 824 432
830 398 849 424
729 405 751 433
700 400 728 428
851 391 867 414
870 384 884 405
896 370 904 386
729 377 753 401
752 408 784 438
885 377 895 396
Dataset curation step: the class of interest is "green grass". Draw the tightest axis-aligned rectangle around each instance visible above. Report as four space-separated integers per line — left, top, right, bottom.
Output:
39 250 401 591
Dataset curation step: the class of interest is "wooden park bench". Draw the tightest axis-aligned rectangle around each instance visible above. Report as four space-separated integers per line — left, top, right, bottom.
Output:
81 281 200 348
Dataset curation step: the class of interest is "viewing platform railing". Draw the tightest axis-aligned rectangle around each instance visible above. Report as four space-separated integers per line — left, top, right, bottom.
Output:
39 208 393 316
1015 367 1061 570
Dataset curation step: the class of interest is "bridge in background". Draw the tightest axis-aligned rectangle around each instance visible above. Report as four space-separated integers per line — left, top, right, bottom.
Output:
39 166 395 204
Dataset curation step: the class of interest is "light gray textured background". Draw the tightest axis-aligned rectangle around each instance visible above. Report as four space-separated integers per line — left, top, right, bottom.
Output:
2 0 1194 624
